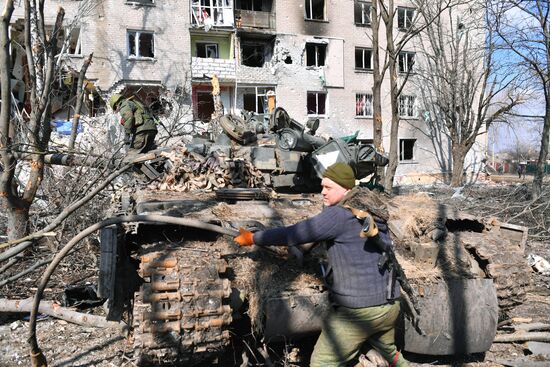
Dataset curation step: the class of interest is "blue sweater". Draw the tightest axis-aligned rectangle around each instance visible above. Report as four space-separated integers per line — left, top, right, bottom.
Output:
253 205 399 308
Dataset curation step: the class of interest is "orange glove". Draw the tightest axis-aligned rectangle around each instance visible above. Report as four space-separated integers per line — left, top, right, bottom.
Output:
234 227 254 247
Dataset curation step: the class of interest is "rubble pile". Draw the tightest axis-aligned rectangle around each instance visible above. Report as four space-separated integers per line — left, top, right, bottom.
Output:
149 145 266 192
386 192 531 315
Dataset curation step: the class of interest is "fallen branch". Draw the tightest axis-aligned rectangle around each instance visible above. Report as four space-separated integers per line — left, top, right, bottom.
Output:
494 332 550 343
0 298 125 330
515 323 550 332
0 257 51 287
0 232 56 250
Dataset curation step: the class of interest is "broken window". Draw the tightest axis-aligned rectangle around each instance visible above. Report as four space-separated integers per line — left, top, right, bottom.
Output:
67 27 82 56
242 43 265 67
306 43 326 67
355 47 372 70
128 30 154 58
240 87 272 113
399 95 416 118
398 52 415 73
191 0 234 27
355 93 373 117
399 139 416 161
196 42 219 58
197 92 215 121
305 0 325 20
243 93 265 113
241 37 273 67
236 0 266 11
354 0 371 26
397 7 415 30
307 91 326 116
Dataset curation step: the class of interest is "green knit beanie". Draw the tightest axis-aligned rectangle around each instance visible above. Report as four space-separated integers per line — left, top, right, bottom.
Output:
323 163 355 189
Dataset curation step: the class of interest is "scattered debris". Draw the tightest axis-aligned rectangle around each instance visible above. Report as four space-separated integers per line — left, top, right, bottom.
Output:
528 254 550 275
62 284 104 309
149 145 265 192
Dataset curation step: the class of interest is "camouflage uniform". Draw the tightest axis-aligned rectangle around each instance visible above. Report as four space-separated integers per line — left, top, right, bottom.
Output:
117 98 157 153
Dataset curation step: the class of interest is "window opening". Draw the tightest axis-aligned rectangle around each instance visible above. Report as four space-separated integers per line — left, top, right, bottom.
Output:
242 43 266 67
67 27 82 56
399 139 416 161
399 95 416 118
306 43 326 67
307 92 326 115
128 31 154 58
237 0 263 11
355 47 372 70
305 0 325 20
398 52 415 73
356 93 373 117
241 87 272 113
191 0 234 27
197 92 215 121
354 0 371 25
196 42 219 58
397 7 415 30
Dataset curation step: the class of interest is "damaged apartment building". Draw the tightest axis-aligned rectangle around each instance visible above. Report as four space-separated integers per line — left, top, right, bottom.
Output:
9 0 487 183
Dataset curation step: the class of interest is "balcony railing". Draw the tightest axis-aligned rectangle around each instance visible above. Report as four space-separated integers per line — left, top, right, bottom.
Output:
235 9 275 30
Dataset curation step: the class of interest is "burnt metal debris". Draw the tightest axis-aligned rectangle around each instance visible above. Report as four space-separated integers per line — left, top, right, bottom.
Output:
20 108 531 366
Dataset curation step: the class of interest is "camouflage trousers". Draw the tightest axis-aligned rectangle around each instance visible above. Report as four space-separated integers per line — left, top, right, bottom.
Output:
131 130 157 153
310 301 408 367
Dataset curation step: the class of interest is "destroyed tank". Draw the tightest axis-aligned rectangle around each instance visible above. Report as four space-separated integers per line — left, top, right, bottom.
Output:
98 108 530 365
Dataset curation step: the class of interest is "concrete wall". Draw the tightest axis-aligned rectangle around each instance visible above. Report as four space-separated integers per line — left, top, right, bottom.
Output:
13 1 192 90
9 0 488 184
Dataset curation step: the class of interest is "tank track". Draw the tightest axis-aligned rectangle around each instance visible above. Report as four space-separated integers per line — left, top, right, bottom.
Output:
133 248 232 365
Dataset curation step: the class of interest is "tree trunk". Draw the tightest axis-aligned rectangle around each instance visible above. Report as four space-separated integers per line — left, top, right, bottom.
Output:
371 1 385 183
372 1 382 151
450 145 467 187
6 205 30 240
0 1 17 239
68 53 93 150
533 94 550 198
383 0 398 193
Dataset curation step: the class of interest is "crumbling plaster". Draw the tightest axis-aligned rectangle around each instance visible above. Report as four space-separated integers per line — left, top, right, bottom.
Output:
8 0 488 183
13 1 193 91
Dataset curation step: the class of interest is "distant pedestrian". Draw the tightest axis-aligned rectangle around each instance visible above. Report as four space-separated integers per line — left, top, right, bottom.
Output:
517 164 525 179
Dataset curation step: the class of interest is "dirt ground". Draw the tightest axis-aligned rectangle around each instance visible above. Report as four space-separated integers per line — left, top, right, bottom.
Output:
0 179 549 367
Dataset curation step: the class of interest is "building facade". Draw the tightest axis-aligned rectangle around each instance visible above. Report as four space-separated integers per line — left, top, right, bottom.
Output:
10 0 487 183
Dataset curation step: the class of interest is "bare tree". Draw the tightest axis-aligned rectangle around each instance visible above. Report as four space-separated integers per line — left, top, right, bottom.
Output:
68 53 93 150
414 0 521 187
0 2 66 240
368 0 451 190
494 0 550 198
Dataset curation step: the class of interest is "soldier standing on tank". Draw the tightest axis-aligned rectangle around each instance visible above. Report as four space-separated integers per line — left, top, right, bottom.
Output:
109 94 158 154
234 163 409 367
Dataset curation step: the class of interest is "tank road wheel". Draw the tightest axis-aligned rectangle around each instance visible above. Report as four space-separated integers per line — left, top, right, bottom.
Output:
133 249 232 365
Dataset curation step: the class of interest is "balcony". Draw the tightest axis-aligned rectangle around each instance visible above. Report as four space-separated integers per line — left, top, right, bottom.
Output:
235 9 275 30
191 57 236 81
191 0 234 29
